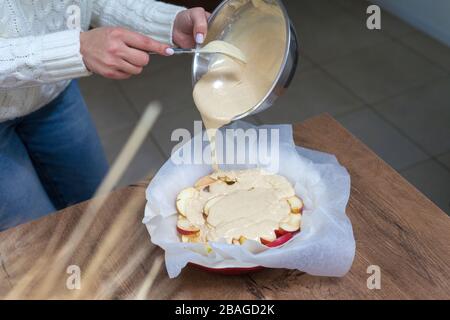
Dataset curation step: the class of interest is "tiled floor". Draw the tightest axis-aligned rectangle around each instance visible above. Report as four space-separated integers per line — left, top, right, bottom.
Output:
79 0 450 214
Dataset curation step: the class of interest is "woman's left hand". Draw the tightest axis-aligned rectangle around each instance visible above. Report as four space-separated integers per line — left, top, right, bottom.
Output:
173 8 211 48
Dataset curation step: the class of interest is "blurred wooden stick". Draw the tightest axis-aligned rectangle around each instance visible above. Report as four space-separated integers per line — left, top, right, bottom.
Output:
6 102 162 299
134 255 164 300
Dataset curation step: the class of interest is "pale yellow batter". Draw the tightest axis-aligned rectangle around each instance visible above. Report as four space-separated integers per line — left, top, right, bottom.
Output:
198 40 247 63
176 169 302 244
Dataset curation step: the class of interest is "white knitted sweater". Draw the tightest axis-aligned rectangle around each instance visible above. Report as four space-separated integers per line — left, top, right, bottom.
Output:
0 0 184 122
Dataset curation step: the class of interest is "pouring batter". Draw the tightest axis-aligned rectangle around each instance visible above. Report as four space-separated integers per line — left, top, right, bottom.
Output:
193 0 286 170
177 1 299 245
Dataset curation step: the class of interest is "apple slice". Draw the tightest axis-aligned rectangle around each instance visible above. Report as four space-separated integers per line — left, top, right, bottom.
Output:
287 196 303 214
176 187 199 216
181 234 201 243
216 174 237 185
232 236 247 245
260 237 273 246
260 231 277 245
181 235 191 243
203 195 224 216
194 175 216 190
177 217 200 235
274 228 289 238
279 213 301 233
263 232 294 248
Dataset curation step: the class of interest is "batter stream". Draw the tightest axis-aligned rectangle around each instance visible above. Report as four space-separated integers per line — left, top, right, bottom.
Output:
193 0 286 170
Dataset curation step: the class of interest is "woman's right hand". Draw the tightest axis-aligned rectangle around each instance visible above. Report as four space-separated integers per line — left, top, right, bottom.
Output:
80 27 173 80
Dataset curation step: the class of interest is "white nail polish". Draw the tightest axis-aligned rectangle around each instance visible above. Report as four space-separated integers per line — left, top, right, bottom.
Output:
165 48 175 55
195 33 204 44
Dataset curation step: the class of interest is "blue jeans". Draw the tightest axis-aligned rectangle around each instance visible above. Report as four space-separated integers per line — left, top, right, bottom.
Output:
0 80 109 230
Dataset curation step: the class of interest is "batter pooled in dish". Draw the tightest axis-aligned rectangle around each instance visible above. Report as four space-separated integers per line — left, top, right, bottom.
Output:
176 169 303 245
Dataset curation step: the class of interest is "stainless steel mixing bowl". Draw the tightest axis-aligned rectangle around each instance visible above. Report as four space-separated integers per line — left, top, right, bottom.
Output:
192 0 299 121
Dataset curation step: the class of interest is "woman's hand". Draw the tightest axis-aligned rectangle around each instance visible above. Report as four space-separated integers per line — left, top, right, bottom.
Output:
173 8 211 48
80 27 172 80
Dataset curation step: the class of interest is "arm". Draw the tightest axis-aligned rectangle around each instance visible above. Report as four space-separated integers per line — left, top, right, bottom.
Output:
84 2 209 80
91 0 185 46
0 29 90 89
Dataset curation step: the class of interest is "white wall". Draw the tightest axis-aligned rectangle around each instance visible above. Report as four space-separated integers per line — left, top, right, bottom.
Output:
372 0 450 47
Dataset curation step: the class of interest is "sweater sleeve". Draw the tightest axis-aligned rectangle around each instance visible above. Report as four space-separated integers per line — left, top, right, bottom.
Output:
0 29 91 89
91 0 185 46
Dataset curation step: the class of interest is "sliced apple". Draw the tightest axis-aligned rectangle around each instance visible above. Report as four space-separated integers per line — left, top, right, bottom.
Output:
263 232 294 248
181 235 191 243
217 175 237 185
279 213 301 233
260 237 273 246
177 217 200 235
260 231 277 245
190 236 201 243
181 234 201 243
231 236 247 245
274 228 289 238
290 213 302 225
176 187 199 216
203 195 224 216
279 223 300 233
194 176 216 190
287 196 303 214
177 226 199 236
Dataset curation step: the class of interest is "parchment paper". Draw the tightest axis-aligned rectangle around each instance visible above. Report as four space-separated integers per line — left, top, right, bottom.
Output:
143 121 355 278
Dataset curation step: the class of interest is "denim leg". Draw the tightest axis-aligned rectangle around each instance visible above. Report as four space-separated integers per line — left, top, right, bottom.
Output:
16 80 109 210
0 121 56 231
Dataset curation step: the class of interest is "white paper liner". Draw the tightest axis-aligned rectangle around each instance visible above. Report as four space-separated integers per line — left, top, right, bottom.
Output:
143 122 355 278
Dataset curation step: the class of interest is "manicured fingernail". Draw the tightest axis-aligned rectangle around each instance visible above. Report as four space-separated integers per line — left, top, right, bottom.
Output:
195 33 204 44
165 48 174 55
